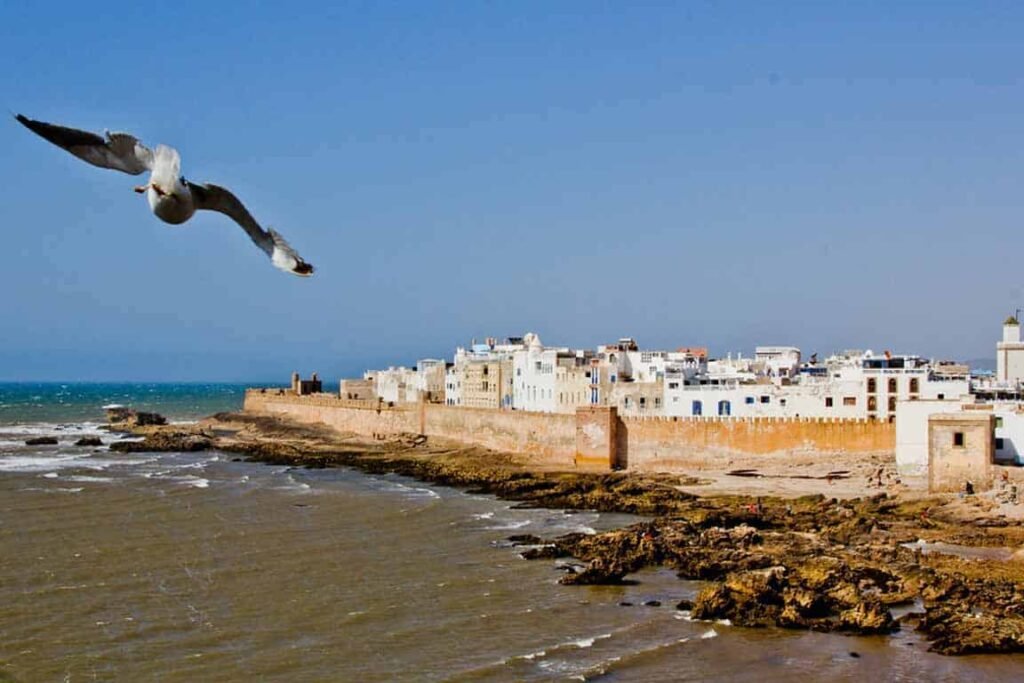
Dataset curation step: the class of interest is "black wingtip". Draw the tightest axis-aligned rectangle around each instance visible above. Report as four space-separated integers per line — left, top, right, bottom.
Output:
293 261 315 277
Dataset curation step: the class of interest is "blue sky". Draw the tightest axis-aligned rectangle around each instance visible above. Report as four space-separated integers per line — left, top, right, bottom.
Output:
2 2 1023 381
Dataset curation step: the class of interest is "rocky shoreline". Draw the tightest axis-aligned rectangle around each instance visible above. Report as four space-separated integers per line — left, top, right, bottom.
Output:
111 411 1024 656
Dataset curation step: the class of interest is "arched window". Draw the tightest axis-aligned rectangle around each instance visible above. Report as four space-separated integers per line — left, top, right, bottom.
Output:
867 378 877 393
718 400 731 416
692 400 703 416
909 378 919 393
888 378 897 393
888 396 897 412
868 396 877 411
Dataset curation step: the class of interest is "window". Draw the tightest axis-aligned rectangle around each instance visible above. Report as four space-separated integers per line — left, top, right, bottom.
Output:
780 399 787 407
867 396 877 411
888 378 897 393
953 432 964 447
888 396 897 412
590 388 599 405
867 378 877 393
718 400 731 416
692 400 703 416
639 397 646 407
482 381 489 391
938 393 945 400
516 368 521 376
825 397 834 408
535 361 542 371
655 397 661 407
996 438 1005 450
909 378 919 393
996 417 1004 428
760 396 770 404
745 396 755 405
668 382 679 389
610 375 617 383
482 365 489 376
624 397 631 407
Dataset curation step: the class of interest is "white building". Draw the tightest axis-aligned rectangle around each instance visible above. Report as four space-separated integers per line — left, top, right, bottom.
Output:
374 366 417 405
512 333 560 413
896 398 1024 476
665 350 968 420
997 316 1024 383
755 346 801 380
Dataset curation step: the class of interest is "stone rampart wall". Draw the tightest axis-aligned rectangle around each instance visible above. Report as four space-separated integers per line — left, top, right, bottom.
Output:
243 390 896 472
619 415 895 470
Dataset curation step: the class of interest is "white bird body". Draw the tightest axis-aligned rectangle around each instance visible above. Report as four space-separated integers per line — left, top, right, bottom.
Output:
15 114 314 276
146 145 194 224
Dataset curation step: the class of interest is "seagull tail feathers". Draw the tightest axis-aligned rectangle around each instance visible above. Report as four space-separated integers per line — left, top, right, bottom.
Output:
268 228 314 277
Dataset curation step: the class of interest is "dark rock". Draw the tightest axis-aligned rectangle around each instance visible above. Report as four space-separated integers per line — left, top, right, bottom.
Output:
849 652 860 658
676 599 694 611
619 601 634 607
643 600 662 607
520 545 562 560
917 605 1024 655
508 534 544 546
25 436 57 445
74 437 103 447
559 557 630 585
105 407 167 429
109 431 211 453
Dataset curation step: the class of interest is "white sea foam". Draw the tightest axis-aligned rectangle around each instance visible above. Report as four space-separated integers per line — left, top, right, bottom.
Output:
0 454 82 472
66 475 114 483
485 519 532 531
701 629 718 640
472 512 495 520
174 476 210 489
570 633 611 649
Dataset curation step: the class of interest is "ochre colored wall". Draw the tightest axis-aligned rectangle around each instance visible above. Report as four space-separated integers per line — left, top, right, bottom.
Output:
243 390 420 436
575 407 617 470
243 390 577 467
243 390 896 472
620 416 895 470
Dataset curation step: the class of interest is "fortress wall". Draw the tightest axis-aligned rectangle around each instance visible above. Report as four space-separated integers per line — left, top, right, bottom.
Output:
423 404 577 467
243 390 896 472
620 416 895 471
243 390 419 436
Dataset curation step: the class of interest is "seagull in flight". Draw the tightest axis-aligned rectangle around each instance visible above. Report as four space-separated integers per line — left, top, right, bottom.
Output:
15 114 314 277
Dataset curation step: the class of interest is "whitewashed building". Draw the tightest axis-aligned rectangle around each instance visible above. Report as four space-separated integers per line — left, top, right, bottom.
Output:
997 316 1024 383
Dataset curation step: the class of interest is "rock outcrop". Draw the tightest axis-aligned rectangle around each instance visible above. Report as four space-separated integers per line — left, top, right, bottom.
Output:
109 431 211 453
105 407 167 430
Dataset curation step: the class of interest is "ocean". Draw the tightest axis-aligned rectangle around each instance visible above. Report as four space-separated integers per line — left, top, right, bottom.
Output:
0 383 1022 681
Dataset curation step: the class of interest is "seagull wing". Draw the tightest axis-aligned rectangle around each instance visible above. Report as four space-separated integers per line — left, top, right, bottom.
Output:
15 114 153 175
187 181 314 277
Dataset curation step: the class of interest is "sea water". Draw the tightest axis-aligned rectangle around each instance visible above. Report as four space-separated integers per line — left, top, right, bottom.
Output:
0 384 1022 681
